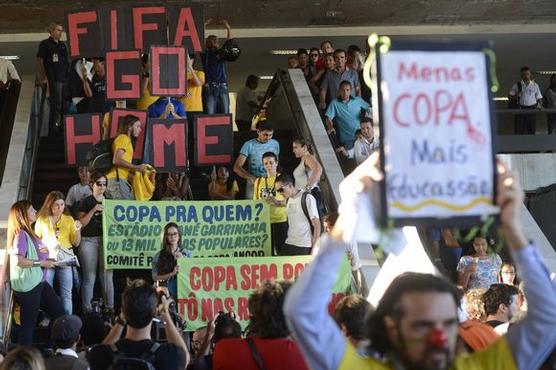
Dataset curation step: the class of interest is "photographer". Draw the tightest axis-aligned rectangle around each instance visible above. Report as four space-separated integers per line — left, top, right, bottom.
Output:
87 279 189 370
152 223 192 299
190 312 241 370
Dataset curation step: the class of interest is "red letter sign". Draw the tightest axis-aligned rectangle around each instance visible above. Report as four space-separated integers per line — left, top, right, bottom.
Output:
150 45 186 96
105 50 142 100
66 10 101 57
64 113 102 166
195 115 233 166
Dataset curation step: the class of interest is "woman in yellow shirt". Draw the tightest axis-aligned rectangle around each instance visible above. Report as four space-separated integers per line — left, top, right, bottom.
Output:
105 114 147 200
34 191 82 314
208 166 239 200
253 152 287 256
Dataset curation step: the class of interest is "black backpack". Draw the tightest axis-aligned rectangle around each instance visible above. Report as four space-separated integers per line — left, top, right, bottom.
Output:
301 191 324 235
108 342 160 370
86 137 115 175
217 38 241 62
508 81 523 109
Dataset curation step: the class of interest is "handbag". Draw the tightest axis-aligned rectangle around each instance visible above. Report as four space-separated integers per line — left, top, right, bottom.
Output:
10 232 43 293
56 246 80 268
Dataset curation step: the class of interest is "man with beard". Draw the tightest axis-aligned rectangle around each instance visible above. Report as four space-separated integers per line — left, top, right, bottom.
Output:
284 155 556 370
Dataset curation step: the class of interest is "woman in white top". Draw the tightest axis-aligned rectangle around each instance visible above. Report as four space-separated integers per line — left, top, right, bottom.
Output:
292 137 323 192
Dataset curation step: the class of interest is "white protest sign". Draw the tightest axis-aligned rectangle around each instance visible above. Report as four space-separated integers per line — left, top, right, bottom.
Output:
380 50 497 220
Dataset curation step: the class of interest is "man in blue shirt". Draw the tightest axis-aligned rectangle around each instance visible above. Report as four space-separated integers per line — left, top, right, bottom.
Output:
325 80 370 150
233 121 280 199
148 97 186 119
201 19 232 114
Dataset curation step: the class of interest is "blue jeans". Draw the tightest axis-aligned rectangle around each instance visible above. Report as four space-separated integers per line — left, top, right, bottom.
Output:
46 266 73 315
203 83 230 114
78 236 114 311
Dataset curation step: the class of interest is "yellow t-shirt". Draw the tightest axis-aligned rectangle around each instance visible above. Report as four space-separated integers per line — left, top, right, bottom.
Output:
106 134 133 181
338 337 517 370
34 214 78 256
136 83 159 111
253 175 287 223
181 70 205 112
210 180 239 199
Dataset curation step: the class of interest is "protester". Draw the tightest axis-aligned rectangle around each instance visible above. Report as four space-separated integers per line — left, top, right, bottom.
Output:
194 313 242 370
37 22 69 134
65 165 91 217
87 279 189 370
1 200 64 346
155 172 191 200
284 156 556 370
77 173 113 313
275 174 320 255
152 223 192 298
182 53 206 121
297 48 312 80
253 152 287 255
235 75 260 131
457 236 502 290
499 262 518 286
347 45 363 72
45 315 89 370
104 114 147 200
0 346 45 370
233 121 280 199
323 212 368 296
316 40 334 70
508 66 543 135
35 190 82 315
310 52 335 103
84 58 112 114
208 166 239 200
202 19 232 114
148 96 187 119
333 294 373 352
482 283 521 334
213 281 309 370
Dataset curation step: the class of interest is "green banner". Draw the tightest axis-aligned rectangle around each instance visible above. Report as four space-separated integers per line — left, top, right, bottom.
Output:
177 256 352 331
102 199 272 269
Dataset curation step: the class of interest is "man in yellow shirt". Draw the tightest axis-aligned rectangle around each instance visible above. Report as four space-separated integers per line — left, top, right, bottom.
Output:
284 159 556 370
181 53 205 155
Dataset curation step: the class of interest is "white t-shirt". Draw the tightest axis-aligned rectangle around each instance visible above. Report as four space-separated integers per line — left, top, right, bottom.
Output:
235 86 258 122
285 191 319 248
66 183 92 209
509 80 542 106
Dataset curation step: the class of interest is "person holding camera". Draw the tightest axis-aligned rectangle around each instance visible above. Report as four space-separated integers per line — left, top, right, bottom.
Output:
152 223 192 299
213 281 309 370
87 279 189 370
253 152 287 256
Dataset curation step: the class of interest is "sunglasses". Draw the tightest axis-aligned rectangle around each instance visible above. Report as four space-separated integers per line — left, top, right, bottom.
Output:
95 181 107 186
310 53 319 57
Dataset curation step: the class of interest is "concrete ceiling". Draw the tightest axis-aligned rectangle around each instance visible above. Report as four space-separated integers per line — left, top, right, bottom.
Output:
1 0 556 33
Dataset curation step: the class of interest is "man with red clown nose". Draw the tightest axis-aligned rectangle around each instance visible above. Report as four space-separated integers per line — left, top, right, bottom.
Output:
284 153 556 370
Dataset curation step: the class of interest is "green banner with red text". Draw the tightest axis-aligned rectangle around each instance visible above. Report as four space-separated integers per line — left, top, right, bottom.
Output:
102 199 272 269
177 256 352 331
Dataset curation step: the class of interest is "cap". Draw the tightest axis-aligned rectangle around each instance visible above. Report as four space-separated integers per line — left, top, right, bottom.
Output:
458 319 499 352
51 315 83 343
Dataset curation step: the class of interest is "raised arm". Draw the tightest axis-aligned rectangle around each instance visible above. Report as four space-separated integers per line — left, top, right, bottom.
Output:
497 169 556 370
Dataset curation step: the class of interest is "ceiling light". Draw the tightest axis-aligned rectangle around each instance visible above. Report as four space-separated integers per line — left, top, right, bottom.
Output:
259 76 274 80
493 97 509 101
537 71 556 75
0 55 20 60
270 50 298 55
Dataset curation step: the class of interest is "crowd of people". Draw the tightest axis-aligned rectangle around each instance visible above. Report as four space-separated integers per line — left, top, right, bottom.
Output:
0 17 555 370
